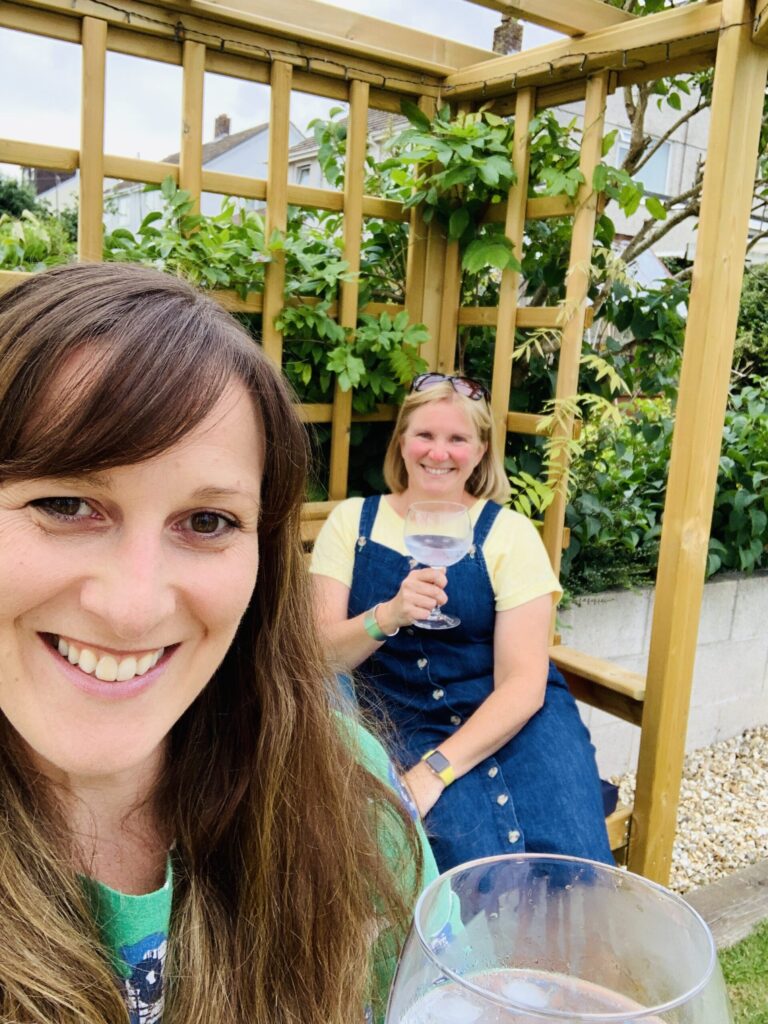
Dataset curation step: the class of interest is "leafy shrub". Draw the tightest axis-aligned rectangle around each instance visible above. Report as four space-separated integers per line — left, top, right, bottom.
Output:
103 178 270 295
561 398 670 596
0 209 75 269
734 264 768 378
708 378 768 574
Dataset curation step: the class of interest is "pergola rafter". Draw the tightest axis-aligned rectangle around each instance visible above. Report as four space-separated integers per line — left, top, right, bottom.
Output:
0 0 766 885
461 0 635 38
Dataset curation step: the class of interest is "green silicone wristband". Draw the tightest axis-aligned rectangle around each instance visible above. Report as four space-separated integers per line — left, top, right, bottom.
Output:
363 605 399 642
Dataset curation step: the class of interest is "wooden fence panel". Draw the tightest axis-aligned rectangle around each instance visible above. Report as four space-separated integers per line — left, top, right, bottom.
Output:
78 16 106 262
262 60 293 365
328 78 370 499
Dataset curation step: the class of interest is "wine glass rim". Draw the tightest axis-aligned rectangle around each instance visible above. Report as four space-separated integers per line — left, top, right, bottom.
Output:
411 852 718 1021
406 501 471 513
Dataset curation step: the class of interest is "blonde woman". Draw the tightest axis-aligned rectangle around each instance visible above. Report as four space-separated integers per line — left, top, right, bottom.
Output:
312 374 612 872
0 262 436 1024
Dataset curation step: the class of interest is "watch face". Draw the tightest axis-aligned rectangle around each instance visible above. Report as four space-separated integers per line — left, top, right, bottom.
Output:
426 750 451 773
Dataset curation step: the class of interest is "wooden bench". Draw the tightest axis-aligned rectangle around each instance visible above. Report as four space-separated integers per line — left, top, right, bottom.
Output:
301 500 643 861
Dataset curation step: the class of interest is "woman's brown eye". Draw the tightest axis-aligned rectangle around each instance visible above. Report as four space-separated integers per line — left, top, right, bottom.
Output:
190 512 222 534
32 497 90 519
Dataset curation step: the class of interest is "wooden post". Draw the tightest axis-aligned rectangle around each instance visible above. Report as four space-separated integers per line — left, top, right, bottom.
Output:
629 0 768 882
262 60 293 365
179 40 205 213
437 239 461 373
541 71 609 575
404 96 437 331
419 224 448 370
490 87 534 448
78 17 107 262
328 78 369 499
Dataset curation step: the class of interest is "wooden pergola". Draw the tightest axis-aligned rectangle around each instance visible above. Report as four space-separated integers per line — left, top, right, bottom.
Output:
1 0 766 884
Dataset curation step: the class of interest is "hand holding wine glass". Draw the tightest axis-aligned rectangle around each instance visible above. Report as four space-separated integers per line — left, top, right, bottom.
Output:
403 502 473 630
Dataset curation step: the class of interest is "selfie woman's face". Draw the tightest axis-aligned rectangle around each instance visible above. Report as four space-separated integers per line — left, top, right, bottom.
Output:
0 376 263 785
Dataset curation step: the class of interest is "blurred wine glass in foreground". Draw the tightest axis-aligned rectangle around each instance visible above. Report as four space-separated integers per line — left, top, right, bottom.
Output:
387 854 732 1023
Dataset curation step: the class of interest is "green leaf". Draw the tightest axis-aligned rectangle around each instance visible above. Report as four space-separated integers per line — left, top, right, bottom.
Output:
601 129 618 157
448 207 470 240
645 196 667 221
400 100 432 132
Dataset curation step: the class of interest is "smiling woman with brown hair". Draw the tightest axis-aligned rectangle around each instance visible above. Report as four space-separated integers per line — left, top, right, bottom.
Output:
0 261 435 1024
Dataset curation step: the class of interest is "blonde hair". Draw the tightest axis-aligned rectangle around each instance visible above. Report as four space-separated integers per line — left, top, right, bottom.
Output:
0 263 420 1024
383 381 511 503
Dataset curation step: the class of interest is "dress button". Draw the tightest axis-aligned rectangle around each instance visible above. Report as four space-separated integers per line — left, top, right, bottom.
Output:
417 658 428 669
496 793 509 806
450 715 461 726
432 688 445 700
406 628 415 636
487 766 498 779
508 830 520 844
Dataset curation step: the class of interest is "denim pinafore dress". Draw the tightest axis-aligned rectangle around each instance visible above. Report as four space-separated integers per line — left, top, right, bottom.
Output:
348 495 612 873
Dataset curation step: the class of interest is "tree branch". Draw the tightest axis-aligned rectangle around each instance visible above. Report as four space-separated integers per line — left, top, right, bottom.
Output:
633 97 709 174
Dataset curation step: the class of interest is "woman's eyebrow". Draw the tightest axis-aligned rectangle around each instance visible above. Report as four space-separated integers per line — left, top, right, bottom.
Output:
191 485 261 506
40 471 114 489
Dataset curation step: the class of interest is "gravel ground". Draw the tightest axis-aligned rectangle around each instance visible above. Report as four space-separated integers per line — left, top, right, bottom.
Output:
611 725 768 894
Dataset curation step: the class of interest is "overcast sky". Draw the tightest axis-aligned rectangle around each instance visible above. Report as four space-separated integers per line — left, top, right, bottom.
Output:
0 1 557 173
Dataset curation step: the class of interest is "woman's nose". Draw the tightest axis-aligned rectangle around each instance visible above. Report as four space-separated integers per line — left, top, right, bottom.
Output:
79 534 177 641
428 443 449 460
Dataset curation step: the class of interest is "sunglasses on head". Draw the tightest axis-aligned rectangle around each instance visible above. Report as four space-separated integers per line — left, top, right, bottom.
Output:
410 372 490 402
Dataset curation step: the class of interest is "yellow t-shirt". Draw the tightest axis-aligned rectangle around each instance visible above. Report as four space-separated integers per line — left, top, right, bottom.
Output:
310 496 562 612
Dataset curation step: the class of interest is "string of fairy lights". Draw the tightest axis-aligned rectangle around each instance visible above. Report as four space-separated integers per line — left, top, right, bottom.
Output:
13 0 750 99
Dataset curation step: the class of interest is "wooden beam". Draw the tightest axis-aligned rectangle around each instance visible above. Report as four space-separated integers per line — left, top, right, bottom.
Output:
755 0 768 46
9 0 444 97
404 96 436 330
328 79 369 500
458 305 594 327
443 2 721 99
0 1 80 41
437 240 461 373
262 60 292 365
0 139 78 172
78 16 106 263
630 0 768 885
179 40 205 213
541 72 609 577
460 0 634 37
490 87 534 449
104 155 178 185
0 270 32 294
157 0 494 72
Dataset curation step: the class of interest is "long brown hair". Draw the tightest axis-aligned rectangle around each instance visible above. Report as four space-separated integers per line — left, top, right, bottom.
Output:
383 381 511 502
0 262 420 1023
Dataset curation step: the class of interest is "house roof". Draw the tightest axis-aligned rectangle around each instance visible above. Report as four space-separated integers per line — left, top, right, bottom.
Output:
161 122 270 166
289 109 408 160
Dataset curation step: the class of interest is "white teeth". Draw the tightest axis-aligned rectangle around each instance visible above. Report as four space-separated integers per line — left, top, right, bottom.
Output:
136 652 154 674
54 637 165 682
79 648 97 674
95 655 119 682
116 656 137 682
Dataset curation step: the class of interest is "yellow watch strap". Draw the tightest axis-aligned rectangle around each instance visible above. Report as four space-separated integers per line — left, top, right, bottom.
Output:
421 748 456 786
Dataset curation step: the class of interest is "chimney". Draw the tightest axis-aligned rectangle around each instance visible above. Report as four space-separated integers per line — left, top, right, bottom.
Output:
493 15 523 55
214 113 231 140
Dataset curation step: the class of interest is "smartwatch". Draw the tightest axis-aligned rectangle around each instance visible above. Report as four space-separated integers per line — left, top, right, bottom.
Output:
421 748 456 786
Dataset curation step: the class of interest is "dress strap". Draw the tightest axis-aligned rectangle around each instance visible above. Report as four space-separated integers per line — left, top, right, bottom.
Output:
471 500 503 548
358 494 381 540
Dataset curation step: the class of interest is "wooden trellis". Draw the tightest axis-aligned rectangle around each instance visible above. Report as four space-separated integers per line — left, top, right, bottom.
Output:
1 0 766 883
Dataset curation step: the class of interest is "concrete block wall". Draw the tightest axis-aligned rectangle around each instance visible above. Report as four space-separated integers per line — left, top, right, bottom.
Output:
557 572 768 778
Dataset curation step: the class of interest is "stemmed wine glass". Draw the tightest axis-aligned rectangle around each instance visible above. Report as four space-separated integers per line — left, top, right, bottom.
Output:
404 501 473 630
386 854 733 1023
